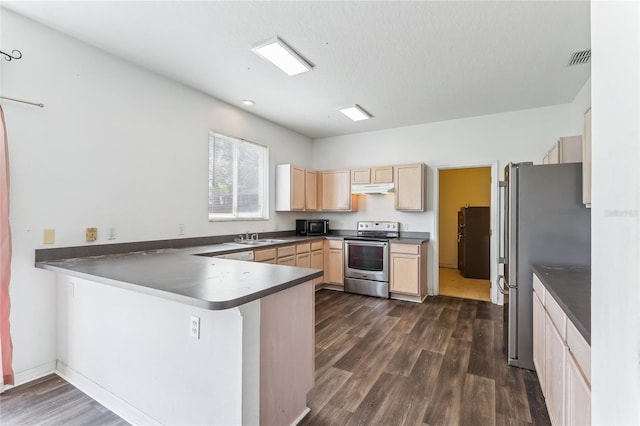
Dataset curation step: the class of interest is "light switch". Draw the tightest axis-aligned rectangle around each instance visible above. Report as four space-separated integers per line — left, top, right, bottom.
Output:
43 229 55 244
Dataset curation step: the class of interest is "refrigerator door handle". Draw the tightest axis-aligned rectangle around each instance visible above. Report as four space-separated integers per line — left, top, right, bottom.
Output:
498 274 517 292
498 180 507 264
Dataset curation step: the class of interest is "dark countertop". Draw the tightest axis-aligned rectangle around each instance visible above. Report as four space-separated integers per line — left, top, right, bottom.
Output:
532 263 590 344
36 239 323 310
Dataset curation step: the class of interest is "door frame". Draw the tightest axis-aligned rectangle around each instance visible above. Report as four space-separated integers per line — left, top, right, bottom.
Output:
432 161 502 305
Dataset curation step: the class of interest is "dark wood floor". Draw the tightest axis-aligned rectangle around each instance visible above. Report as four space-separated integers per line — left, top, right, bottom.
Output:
301 290 551 426
0 374 128 426
0 291 550 426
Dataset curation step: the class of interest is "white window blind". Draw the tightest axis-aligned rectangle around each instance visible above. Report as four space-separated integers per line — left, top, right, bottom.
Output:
208 132 268 220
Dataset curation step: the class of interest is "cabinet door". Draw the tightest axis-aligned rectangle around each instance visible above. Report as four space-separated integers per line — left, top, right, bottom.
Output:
566 350 591 426
324 245 344 285
305 169 317 211
311 249 324 287
533 290 546 394
351 168 371 184
390 253 420 295
545 312 566 426
583 108 592 207
558 136 583 163
296 252 311 268
372 166 393 183
547 144 559 164
395 164 425 211
277 255 296 267
321 170 353 211
291 166 306 210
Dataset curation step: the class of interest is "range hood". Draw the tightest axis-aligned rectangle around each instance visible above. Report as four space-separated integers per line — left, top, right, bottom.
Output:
351 183 395 194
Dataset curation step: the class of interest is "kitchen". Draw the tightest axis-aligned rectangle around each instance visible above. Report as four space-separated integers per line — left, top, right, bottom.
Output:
0 2 639 426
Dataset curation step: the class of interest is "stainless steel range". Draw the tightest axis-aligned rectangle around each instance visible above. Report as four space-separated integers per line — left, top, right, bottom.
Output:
344 221 400 298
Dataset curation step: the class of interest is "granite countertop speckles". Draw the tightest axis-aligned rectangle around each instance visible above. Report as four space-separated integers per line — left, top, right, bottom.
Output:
532 263 590 343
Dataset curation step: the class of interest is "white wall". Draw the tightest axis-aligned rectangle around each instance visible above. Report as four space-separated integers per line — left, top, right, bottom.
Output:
591 2 640 424
0 10 312 384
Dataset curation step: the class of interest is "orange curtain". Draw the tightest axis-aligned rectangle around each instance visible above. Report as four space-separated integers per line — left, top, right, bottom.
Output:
0 105 14 387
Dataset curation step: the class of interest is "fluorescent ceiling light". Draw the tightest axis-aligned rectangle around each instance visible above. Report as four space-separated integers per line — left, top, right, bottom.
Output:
242 100 255 106
252 36 313 76
338 105 372 121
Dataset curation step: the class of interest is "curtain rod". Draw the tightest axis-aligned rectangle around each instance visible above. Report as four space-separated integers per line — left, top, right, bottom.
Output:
0 96 44 108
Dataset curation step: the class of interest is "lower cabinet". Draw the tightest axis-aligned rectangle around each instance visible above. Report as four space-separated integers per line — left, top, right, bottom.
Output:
310 240 324 287
295 243 311 268
533 273 591 426
324 240 344 286
389 242 427 302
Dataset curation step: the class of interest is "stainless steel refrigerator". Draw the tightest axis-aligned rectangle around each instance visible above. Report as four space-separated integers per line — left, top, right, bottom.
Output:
499 162 590 370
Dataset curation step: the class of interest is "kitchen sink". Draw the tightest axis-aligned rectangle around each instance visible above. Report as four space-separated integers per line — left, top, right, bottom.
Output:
231 238 287 245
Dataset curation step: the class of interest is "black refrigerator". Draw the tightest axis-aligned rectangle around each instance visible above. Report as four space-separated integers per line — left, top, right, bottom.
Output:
457 206 490 280
500 162 591 370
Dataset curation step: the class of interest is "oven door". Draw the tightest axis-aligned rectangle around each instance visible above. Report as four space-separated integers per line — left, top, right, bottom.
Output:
344 240 389 282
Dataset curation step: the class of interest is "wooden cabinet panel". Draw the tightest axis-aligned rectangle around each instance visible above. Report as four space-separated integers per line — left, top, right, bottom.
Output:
583 108 592 207
543 136 582 165
321 170 356 211
277 256 296 267
566 351 591 426
276 164 317 211
395 163 425 211
296 243 310 254
311 249 324 287
566 319 591 383
277 245 296 258
533 290 546 394
545 307 566 426
390 254 420 295
351 168 371 184
255 248 277 263
324 240 344 286
310 240 324 251
296 252 310 268
372 166 393 183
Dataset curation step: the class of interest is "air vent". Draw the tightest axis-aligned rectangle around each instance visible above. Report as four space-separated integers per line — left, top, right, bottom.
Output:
568 49 591 66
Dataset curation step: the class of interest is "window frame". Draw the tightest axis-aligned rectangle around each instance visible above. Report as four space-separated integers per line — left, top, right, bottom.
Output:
208 131 269 221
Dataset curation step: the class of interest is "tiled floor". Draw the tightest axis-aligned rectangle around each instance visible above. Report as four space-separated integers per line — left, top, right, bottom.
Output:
439 266 491 301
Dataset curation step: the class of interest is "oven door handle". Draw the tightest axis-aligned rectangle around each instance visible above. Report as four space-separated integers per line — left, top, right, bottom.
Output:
344 240 388 248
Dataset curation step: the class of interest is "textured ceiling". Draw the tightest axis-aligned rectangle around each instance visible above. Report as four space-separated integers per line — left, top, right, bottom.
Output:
3 1 591 139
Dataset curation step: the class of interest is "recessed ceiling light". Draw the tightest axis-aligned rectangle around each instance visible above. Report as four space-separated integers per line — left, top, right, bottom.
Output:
242 100 256 106
252 36 313 76
338 105 372 121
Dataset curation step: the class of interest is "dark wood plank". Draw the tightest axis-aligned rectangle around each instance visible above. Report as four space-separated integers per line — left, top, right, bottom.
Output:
467 318 496 378
460 373 496 426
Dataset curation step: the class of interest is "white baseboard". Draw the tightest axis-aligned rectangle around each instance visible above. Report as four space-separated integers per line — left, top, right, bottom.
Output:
55 361 160 426
290 407 311 426
8 361 57 389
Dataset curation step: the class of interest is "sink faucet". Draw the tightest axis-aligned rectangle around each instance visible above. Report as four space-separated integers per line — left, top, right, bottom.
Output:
245 231 251 240
251 233 259 240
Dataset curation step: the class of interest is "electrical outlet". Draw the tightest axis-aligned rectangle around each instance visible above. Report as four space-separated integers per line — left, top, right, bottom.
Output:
43 229 55 244
178 224 185 236
85 227 98 242
108 227 117 240
190 316 200 339
404 223 409 231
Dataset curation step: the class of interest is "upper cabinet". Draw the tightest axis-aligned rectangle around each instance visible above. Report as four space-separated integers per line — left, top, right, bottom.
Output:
351 166 394 184
542 136 583 165
275 164 318 211
320 169 357 211
583 108 592 208
395 163 426 211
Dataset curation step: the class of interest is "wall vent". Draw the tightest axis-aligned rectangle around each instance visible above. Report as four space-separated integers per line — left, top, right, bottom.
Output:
568 49 591 66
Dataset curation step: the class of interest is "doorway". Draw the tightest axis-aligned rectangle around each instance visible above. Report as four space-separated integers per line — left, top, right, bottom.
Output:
438 167 492 301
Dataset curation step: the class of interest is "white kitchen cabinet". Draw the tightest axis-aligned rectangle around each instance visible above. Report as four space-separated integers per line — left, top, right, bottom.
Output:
394 163 425 211
389 242 427 302
542 136 583 165
320 170 357 211
276 164 318 211
533 273 591 426
583 108 592 207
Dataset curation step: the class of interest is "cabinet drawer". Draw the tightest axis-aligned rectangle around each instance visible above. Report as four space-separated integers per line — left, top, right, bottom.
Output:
566 319 591 383
277 255 295 266
311 240 324 251
533 274 545 304
326 240 343 250
545 292 567 340
277 245 296 258
390 243 419 255
296 243 311 254
254 248 276 262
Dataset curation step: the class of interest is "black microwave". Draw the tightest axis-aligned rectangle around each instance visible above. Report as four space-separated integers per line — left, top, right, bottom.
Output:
296 219 329 236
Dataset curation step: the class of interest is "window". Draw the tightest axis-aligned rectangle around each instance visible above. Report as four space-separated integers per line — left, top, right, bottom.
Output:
208 132 268 220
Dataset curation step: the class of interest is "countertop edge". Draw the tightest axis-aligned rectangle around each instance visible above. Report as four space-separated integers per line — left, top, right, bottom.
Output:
532 264 591 344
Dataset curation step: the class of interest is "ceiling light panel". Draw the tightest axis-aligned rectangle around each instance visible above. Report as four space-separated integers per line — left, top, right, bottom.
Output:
252 37 313 76
338 105 372 121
